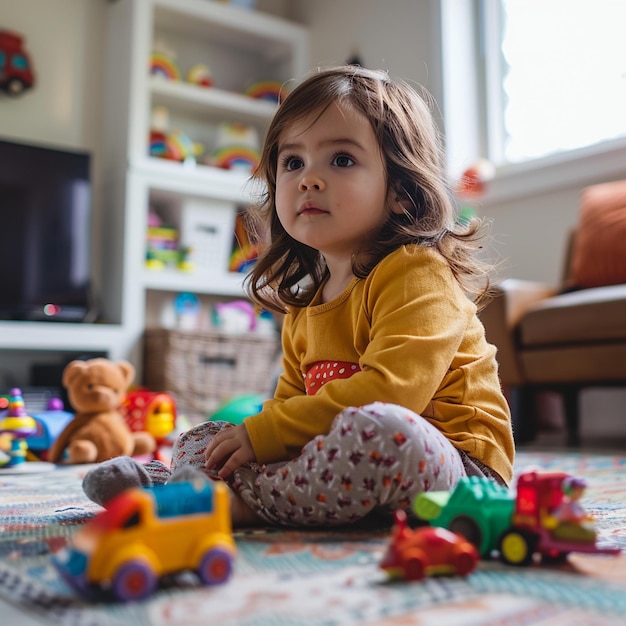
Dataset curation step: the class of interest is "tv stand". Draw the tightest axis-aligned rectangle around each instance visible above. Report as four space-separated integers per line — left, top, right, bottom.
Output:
25 306 90 323
0 327 121 396
0 321 126 359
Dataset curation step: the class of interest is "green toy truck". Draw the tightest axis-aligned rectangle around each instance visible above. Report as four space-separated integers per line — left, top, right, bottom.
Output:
414 470 620 566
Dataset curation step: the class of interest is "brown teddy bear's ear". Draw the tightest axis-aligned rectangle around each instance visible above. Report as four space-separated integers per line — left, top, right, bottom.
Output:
118 361 136 388
62 360 88 388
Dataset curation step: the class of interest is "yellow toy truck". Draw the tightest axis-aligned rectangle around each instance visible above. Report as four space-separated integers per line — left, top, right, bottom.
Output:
53 475 235 601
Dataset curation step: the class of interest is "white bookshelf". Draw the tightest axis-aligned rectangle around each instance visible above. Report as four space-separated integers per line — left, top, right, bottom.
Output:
101 0 308 372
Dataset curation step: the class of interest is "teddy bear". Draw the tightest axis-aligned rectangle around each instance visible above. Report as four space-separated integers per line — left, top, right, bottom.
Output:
48 358 156 464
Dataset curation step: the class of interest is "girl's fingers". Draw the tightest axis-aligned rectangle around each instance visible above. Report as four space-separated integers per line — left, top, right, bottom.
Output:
205 436 236 469
217 448 246 479
205 428 232 461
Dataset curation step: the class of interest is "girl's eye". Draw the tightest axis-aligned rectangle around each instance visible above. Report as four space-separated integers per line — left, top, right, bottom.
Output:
280 155 303 171
332 153 354 167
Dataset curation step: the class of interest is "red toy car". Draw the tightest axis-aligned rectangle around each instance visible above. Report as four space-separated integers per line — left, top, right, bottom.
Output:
380 510 479 581
0 31 35 95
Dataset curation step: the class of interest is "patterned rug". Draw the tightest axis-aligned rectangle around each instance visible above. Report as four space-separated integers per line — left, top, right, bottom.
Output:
1 451 625 626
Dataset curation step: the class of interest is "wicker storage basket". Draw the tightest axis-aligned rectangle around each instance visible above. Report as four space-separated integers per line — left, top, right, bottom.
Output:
143 329 279 417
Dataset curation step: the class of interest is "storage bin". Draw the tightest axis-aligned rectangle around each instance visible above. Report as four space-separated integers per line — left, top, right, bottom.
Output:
143 328 279 417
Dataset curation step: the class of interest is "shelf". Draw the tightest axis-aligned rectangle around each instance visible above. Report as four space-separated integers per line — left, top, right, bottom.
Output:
0 322 124 353
133 156 261 202
142 268 245 296
153 0 306 55
150 78 278 124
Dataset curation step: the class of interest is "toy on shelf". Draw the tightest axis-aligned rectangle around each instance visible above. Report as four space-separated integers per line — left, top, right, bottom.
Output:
167 129 204 164
379 510 478 581
0 388 37 467
146 223 179 269
208 122 260 173
148 106 204 164
414 469 621 566
245 79 283 104
145 211 195 273
213 299 257 333
187 63 213 88
53 473 236 602
119 390 177 446
174 292 202 330
229 210 258 273
150 50 181 81
48 359 156 464
148 106 170 159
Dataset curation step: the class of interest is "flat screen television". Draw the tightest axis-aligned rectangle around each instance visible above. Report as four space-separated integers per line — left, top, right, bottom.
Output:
0 139 94 322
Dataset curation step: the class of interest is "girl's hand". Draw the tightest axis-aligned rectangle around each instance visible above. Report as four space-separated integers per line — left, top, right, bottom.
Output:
205 424 256 479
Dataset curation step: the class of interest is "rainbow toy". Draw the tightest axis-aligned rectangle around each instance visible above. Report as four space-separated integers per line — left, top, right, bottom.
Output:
150 51 181 81
166 130 203 162
245 80 283 103
229 245 258 273
229 212 258 272
212 145 260 172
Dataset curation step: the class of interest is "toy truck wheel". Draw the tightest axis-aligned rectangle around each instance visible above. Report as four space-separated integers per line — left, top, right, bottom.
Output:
452 547 478 576
6 78 26 96
498 529 535 567
449 515 483 551
111 559 158 602
403 550 427 581
197 547 233 585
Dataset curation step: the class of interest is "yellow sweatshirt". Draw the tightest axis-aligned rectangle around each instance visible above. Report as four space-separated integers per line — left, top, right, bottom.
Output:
245 244 514 484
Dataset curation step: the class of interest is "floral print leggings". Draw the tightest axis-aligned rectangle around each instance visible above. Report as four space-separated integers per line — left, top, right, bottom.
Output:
147 402 498 527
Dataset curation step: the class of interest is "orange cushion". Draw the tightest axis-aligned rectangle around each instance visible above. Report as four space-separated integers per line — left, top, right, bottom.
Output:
570 180 626 288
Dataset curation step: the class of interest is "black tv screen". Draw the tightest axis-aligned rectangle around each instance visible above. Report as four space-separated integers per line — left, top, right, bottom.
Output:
0 139 93 322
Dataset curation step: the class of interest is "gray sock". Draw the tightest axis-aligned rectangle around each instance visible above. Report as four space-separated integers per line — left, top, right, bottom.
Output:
82 456 153 506
169 464 208 484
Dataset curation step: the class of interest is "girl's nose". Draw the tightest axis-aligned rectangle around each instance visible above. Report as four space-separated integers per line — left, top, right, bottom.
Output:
298 171 324 191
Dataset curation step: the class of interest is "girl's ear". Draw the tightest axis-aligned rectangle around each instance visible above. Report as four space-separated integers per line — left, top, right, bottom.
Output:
388 185 414 216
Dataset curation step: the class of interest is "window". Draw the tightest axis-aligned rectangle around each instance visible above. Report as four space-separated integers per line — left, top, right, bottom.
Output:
11 54 28 70
482 0 626 166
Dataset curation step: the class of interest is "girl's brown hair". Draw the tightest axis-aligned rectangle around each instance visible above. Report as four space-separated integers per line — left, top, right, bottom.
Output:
245 66 491 313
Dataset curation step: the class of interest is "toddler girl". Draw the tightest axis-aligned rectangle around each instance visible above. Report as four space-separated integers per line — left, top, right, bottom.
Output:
84 66 514 527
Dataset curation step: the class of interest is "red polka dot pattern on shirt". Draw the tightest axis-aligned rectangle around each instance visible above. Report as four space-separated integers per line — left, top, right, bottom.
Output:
305 360 361 395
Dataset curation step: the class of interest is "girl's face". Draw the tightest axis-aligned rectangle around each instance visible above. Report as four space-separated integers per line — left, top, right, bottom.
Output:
275 102 398 264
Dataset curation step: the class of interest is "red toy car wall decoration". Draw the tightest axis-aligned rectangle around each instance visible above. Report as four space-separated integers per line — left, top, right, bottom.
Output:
0 30 35 96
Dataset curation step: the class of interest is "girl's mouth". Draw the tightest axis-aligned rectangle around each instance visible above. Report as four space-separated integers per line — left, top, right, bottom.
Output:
298 201 328 216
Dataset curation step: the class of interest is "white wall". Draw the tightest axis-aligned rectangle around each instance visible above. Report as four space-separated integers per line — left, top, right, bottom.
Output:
289 0 443 112
0 0 106 149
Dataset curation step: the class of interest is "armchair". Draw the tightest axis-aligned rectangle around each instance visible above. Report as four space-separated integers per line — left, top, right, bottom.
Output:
480 180 626 445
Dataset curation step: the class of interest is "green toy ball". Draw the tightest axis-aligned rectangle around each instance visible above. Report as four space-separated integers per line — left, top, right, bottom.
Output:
210 394 264 425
